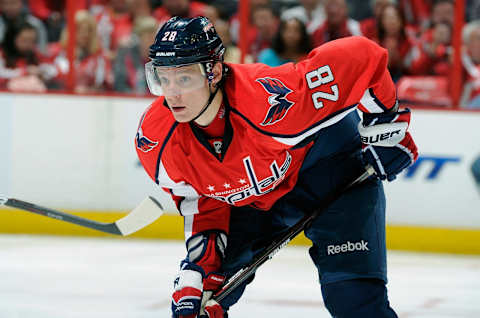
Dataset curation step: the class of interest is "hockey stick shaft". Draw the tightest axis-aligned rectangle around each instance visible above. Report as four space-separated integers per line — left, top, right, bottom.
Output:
0 196 164 236
213 165 375 302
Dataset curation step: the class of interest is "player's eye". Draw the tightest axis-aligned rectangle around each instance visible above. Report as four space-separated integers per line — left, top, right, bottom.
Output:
159 76 170 86
177 75 191 87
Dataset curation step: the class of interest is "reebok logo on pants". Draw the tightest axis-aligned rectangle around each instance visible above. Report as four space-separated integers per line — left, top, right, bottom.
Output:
327 240 369 255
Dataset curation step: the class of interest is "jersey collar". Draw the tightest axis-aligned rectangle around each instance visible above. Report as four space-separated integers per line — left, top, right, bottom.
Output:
189 90 233 162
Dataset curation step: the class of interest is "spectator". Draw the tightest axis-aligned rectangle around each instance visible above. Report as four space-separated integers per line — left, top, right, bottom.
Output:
423 21 452 75
113 16 157 94
0 21 54 92
280 0 325 34
28 0 66 21
429 0 454 26
229 0 270 45
93 0 134 59
28 0 93 21
55 10 112 93
128 0 152 20
311 0 362 47
214 18 252 64
398 0 432 31
418 0 453 46
376 4 428 81
153 0 209 26
258 18 312 66
249 4 279 61
202 4 221 24
416 0 454 76
460 20 480 108
0 0 48 53
29 0 69 43
360 0 395 40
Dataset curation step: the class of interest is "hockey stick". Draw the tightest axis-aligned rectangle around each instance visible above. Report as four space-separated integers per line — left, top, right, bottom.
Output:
0 196 164 236
213 165 376 303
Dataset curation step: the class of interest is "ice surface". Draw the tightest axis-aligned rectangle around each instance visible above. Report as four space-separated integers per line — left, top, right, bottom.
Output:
0 235 478 318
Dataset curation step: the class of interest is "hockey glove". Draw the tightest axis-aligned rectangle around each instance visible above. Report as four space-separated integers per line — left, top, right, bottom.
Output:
358 108 418 181
171 260 225 318
172 231 227 318
201 299 224 318
199 273 225 318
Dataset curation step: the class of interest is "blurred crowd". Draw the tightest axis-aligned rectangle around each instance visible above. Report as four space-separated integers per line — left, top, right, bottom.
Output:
0 0 479 108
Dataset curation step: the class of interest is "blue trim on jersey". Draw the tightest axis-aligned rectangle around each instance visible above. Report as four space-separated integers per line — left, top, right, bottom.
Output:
368 88 390 112
230 103 358 139
154 122 179 184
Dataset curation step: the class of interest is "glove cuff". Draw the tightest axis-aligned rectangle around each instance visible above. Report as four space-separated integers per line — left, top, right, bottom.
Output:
173 260 205 294
180 259 207 277
204 272 226 291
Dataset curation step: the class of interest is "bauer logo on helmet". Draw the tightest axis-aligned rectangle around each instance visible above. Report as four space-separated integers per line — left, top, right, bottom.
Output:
156 52 175 57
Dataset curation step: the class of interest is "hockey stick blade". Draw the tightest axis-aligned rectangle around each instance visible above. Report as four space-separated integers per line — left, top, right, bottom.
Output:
0 195 164 236
213 165 375 303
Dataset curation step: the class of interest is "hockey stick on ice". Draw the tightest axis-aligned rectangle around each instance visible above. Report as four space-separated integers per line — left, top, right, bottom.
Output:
213 165 376 303
0 196 164 236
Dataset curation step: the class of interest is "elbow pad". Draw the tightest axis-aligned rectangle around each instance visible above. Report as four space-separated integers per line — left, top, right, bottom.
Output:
186 230 227 274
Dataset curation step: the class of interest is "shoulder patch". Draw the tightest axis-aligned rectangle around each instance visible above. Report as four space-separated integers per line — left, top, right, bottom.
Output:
256 77 294 126
136 127 159 153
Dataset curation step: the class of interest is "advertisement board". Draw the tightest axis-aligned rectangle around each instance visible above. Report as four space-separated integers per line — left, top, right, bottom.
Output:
0 93 478 252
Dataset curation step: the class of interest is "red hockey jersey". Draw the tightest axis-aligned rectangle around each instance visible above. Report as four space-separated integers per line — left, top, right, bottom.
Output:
136 36 396 240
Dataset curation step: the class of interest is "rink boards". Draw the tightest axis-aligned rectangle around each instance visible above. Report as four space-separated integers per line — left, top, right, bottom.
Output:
0 93 479 254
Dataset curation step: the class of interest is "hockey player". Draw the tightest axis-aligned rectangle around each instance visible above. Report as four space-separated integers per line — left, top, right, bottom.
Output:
136 16 418 318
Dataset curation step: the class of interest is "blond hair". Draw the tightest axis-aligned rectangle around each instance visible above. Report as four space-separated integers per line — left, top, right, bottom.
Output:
60 10 99 55
133 16 158 36
463 20 480 44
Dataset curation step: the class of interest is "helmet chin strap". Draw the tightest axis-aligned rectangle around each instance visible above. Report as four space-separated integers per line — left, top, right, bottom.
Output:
191 84 220 123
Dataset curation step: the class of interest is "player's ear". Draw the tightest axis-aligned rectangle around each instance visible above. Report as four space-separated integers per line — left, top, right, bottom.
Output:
211 62 223 88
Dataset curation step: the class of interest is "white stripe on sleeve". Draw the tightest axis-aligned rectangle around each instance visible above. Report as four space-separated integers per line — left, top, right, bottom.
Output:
273 107 357 146
360 89 385 113
157 161 200 216
184 214 194 240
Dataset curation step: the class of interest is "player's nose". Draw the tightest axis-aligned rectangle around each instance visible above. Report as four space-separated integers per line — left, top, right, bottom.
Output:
166 94 182 105
164 84 182 97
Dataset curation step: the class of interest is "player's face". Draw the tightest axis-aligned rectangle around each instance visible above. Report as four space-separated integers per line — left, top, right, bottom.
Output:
146 62 209 94
158 64 211 122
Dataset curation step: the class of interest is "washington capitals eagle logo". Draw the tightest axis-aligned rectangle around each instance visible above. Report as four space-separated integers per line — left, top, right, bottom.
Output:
136 127 158 153
257 77 294 126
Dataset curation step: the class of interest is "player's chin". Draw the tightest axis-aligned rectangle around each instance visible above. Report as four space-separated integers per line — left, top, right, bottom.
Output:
171 111 193 123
